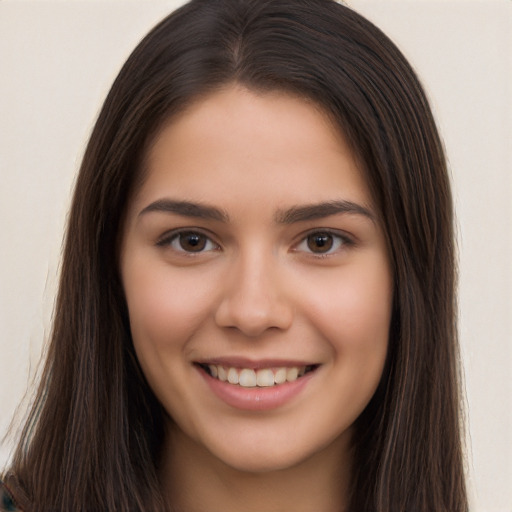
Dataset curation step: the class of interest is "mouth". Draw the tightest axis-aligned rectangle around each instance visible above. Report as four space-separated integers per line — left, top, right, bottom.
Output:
196 363 319 388
195 359 320 411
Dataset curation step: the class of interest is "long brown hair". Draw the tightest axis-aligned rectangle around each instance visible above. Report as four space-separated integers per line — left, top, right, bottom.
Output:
6 0 467 510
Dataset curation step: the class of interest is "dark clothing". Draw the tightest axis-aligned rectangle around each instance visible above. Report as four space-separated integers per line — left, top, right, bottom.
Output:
0 474 28 512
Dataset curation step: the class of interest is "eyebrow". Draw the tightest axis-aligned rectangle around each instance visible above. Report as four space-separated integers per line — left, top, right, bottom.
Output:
275 200 375 224
138 199 229 222
138 198 375 224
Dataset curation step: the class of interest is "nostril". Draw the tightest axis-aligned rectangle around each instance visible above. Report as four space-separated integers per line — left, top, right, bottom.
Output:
214 299 293 336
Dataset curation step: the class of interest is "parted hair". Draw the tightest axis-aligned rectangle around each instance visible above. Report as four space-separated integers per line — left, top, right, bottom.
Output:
6 0 467 510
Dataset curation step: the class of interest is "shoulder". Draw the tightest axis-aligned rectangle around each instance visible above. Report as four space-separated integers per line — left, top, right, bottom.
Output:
0 474 29 512
0 479 22 512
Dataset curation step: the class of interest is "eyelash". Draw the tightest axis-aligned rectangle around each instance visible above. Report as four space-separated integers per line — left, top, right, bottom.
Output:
156 229 220 254
156 229 353 257
294 230 353 257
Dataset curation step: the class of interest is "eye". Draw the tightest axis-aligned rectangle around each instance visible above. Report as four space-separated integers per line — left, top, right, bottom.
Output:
158 230 219 253
295 231 349 255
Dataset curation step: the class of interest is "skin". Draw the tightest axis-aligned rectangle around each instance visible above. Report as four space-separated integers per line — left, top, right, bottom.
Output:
120 85 393 512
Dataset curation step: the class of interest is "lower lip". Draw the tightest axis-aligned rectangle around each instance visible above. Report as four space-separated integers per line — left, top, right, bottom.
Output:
198 367 316 411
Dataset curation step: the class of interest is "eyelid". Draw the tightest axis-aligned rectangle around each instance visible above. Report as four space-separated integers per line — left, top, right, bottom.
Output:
155 227 353 256
293 229 354 256
156 228 220 252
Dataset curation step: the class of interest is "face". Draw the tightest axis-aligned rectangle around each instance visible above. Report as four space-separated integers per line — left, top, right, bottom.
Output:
120 85 392 474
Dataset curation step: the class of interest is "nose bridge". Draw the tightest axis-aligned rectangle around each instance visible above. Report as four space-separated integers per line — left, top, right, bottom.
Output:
214 243 293 336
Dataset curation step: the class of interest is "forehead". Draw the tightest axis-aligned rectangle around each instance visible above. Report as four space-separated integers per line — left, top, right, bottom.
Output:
130 85 372 217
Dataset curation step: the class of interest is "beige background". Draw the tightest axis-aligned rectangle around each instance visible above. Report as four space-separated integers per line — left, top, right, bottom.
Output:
1 1 511 510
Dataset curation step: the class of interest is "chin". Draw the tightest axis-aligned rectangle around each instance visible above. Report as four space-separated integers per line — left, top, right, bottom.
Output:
215 447 310 474
201 425 350 476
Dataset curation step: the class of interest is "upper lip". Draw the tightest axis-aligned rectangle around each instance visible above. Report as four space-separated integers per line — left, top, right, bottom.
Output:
194 357 318 370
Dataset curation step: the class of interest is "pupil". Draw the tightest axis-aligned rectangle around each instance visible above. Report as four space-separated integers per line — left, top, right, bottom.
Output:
180 232 206 252
308 233 333 253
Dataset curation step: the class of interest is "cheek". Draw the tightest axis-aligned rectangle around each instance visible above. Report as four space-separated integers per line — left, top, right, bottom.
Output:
308 260 392 418
122 259 218 353
121 260 220 419
302 256 392 356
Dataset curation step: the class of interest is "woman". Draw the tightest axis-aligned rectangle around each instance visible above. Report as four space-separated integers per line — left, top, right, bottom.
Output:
0 0 468 510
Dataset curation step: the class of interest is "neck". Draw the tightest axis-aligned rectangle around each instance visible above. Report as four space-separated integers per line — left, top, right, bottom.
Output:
159 423 352 512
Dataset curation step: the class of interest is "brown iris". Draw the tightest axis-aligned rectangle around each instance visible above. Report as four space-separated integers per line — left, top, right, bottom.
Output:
307 233 334 253
178 232 208 252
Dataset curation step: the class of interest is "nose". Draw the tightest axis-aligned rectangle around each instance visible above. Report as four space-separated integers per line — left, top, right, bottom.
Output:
214 252 293 337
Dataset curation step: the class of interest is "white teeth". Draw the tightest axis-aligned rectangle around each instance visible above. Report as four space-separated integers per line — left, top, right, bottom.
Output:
227 367 239 384
274 367 287 384
217 366 227 382
256 368 275 387
286 367 299 381
205 364 311 387
239 368 257 387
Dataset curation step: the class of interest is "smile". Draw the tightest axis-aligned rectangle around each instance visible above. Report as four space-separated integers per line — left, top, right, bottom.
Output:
199 364 317 388
196 361 319 411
